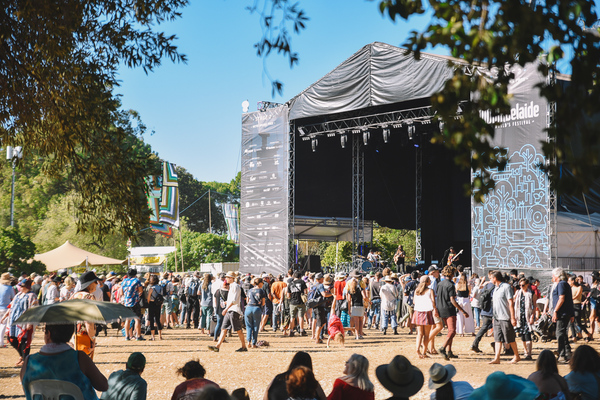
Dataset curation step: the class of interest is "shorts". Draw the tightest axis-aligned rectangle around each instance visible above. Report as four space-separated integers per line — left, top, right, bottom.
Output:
263 301 273 316
128 304 142 319
493 319 516 343
222 311 242 332
351 306 365 317
412 310 434 326
162 297 173 314
314 307 328 327
289 304 306 320
591 297 597 311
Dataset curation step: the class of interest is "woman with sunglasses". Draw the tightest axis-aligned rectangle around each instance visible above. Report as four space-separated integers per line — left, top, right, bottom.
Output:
514 278 537 361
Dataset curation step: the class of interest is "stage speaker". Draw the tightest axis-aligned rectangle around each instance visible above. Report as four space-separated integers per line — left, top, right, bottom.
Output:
305 255 322 272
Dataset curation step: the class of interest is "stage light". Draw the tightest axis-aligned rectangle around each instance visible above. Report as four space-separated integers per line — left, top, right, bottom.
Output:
407 125 415 140
340 134 347 148
311 138 318 152
382 127 390 143
242 100 250 113
362 130 370 145
439 121 445 133
298 126 307 136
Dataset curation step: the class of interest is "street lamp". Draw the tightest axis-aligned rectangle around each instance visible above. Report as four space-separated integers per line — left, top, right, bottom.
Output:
6 146 23 227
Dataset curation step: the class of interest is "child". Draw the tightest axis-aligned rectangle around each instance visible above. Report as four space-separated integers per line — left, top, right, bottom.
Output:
327 300 345 348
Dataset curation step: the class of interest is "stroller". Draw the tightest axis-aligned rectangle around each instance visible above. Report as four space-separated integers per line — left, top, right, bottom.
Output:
533 312 556 342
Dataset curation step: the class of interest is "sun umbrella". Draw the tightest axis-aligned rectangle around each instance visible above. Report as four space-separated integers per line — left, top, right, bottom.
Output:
14 299 138 325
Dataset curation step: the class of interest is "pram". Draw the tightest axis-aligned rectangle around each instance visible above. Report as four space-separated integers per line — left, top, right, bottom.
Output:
533 312 556 342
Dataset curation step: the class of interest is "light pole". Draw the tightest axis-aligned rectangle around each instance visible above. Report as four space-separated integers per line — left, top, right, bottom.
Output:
6 146 23 227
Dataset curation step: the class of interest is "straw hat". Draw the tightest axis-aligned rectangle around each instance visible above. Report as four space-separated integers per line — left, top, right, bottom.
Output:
376 355 424 397
0 272 12 285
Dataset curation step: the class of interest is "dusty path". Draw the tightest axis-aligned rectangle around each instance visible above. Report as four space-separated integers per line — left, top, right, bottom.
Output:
0 326 587 399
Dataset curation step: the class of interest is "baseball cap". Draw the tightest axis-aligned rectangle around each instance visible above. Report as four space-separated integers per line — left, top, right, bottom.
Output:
127 352 146 371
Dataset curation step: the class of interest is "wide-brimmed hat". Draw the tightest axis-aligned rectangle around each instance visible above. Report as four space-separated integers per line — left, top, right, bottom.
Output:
469 371 539 400
335 272 345 280
315 272 324 280
0 272 12 285
376 355 424 397
225 271 237 278
79 271 100 290
350 269 362 279
384 275 394 283
52 275 62 284
428 363 456 389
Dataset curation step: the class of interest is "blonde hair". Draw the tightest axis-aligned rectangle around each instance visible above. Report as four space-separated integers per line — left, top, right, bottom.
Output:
335 332 345 346
342 354 374 392
347 279 358 295
64 276 74 289
415 276 430 296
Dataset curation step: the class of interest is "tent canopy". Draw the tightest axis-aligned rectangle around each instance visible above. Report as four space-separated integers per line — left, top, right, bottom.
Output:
558 212 600 258
34 241 125 271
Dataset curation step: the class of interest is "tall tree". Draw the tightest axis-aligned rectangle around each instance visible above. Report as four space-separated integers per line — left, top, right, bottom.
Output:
252 0 600 198
0 1 187 238
0 226 45 275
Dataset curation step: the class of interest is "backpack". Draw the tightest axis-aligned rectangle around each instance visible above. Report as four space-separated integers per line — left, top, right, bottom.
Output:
305 285 325 309
153 285 164 307
479 284 495 312
187 279 199 298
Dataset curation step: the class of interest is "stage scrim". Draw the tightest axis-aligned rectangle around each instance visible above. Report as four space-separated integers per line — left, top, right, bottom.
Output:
472 63 550 270
240 106 290 275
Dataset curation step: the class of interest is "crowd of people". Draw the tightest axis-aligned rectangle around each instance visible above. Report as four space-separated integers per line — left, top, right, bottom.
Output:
2 261 600 399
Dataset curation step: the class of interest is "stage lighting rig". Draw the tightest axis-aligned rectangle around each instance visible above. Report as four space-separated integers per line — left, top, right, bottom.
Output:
407 124 415 140
340 132 348 148
362 129 370 146
311 138 318 152
298 126 307 136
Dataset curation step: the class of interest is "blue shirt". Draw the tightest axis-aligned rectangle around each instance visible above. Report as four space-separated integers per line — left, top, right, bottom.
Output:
121 277 142 307
0 283 15 309
246 287 266 307
101 369 147 400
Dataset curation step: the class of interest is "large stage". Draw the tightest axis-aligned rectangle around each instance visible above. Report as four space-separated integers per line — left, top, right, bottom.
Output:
239 42 591 276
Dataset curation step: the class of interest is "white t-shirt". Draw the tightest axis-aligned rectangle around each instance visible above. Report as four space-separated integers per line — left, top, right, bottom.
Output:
226 282 242 314
380 282 398 311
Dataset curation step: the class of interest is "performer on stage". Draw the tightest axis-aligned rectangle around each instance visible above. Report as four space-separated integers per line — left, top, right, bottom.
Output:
443 247 460 268
394 245 406 274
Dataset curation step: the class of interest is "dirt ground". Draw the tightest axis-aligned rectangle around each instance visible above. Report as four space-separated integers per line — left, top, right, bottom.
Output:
0 325 590 400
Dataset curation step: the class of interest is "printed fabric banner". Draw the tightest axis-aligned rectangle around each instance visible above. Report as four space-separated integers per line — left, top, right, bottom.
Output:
240 105 289 275
222 203 240 243
472 62 550 270
160 162 180 228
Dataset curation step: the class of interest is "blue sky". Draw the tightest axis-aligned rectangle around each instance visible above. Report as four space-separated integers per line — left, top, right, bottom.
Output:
116 1 435 183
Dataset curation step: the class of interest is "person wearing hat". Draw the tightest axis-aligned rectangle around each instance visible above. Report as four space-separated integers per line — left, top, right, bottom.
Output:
333 272 348 318
44 275 62 305
376 355 424 400
0 272 15 348
1 278 37 366
311 273 333 344
428 363 473 400
208 271 248 352
101 352 147 400
470 371 539 400
72 271 101 359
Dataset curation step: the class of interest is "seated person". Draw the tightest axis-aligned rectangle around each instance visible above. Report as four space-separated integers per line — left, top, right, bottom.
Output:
20 324 107 400
428 363 473 400
101 352 147 400
528 350 570 399
172 360 219 400
565 345 600 400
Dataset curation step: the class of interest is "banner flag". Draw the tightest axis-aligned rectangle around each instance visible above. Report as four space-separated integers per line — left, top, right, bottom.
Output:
472 62 550 270
159 162 180 228
222 203 240 243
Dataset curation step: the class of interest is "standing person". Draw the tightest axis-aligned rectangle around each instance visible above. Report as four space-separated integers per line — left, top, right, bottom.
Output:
312 273 333 344
160 272 175 330
146 274 164 341
402 271 419 335
470 278 482 329
120 268 145 341
380 275 399 335
72 271 101 359
2 278 37 366
488 271 520 364
100 352 147 400
393 245 406 274
60 276 76 302
412 275 438 359
514 278 536 360
333 273 347 318
45 276 61 305
287 271 308 337
186 272 201 329
427 266 444 354
436 266 469 360
327 353 375 400
569 274 591 342
347 278 367 340
213 279 229 342
551 267 574 363
259 274 273 332
367 272 382 330
471 271 495 353
271 274 287 332
245 277 266 348
0 273 15 348
208 272 248 352
199 273 214 336
455 273 475 336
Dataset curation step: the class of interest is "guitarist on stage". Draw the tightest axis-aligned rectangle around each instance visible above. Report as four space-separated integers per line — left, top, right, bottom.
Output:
443 247 461 268
393 245 406 274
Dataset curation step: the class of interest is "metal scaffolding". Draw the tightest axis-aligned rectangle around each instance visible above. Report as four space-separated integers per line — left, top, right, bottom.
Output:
415 145 423 262
352 132 365 257
288 120 297 266
547 66 558 270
